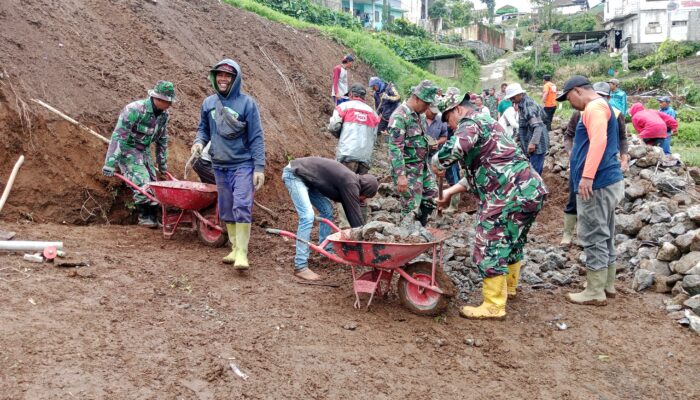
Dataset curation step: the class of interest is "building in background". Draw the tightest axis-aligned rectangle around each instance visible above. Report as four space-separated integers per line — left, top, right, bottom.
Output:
553 0 589 15
340 0 407 30
603 0 700 53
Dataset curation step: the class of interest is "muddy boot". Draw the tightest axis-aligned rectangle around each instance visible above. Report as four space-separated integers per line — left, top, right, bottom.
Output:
605 264 617 298
294 267 321 281
560 213 577 247
233 223 251 270
149 204 160 229
222 223 237 264
444 193 461 214
506 261 521 300
460 275 507 320
418 201 436 227
566 268 608 306
136 204 156 228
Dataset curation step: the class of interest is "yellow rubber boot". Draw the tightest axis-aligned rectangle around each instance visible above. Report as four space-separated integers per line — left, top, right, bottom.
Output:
460 275 507 320
506 261 521 299
222 223 237 264
233 223 251 270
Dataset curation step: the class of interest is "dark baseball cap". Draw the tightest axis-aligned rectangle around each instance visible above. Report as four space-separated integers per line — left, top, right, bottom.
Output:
556 75 592 102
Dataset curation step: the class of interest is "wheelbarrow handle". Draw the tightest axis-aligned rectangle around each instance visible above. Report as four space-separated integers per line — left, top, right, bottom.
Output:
266 227 351 265
113 173 159 204
314 216 341 233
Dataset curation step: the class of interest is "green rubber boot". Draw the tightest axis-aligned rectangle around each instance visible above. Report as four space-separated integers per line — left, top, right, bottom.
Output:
222 223 237 264
233 223 251 270
605 264 617 298
566 268 608 306
560 213 577 247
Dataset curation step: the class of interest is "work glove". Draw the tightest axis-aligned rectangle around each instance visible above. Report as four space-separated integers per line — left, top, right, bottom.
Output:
253 172 265 191
102 165 115 177
191 142 203 156
381 92 390 100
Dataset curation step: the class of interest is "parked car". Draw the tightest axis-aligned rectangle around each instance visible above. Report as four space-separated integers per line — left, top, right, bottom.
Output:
572 41 603 55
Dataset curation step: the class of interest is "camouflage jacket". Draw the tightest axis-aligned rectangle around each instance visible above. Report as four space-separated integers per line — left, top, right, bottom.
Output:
483 95 498 119
388 102 430 177
104 98 169 171
432 110 548 217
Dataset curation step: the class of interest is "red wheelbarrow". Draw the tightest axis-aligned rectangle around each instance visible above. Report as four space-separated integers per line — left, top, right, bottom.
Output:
113 172 226 247
267 218 455 316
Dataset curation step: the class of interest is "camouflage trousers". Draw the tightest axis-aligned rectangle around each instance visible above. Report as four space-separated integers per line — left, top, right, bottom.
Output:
394 162 437 218
116 150 157 206
472 194 545 277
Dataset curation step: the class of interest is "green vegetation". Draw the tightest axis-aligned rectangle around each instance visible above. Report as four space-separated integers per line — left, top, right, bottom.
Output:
384 18 429 39
675 145 700 166
222 0 480 92
629 40 700 71
254 0 362 30
511 52 618 83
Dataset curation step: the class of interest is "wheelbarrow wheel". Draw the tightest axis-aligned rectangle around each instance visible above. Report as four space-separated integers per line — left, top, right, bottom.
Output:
397 261 455 316
196 210 227 248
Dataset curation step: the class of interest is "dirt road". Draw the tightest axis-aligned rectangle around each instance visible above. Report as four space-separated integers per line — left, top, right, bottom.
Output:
1 217 699 399
480 51 523 89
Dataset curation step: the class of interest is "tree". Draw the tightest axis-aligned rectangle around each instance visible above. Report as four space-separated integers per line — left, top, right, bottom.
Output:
532 0 555 29
480 0 495 23
450 0 474 27
429 0 448 19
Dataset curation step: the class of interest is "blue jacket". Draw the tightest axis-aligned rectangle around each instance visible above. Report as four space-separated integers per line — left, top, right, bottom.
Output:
660 106 677 133
373 81 400 121
570 102 623 193
195 59 265 172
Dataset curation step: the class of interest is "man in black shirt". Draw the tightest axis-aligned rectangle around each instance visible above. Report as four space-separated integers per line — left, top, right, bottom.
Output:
282 157 379 280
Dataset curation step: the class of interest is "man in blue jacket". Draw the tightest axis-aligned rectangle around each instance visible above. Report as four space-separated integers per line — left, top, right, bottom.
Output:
192 59 266 270
369 77 400 137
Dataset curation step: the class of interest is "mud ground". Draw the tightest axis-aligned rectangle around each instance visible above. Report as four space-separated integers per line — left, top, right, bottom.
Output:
1 212 699 399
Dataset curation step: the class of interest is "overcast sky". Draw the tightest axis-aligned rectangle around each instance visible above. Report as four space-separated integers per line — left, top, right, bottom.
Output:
471 0 604 13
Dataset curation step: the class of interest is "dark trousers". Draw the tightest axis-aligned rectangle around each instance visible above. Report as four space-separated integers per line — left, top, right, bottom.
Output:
529 153 545 175
565 173 577 215
543 107 556 131
193 158 215 184
446 163 460 186
643 137 665 147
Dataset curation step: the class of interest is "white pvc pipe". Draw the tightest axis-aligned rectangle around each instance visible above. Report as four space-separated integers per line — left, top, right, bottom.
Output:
0 240 64 252
0 155 25 214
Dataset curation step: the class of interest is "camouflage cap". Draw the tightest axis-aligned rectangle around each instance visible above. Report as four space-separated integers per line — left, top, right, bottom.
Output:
148 80 176 102
437 87 463 116
411 80 438 104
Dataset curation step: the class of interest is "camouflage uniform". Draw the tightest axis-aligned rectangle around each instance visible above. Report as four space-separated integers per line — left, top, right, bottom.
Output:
483 94 498 119
104 81 175 205
434 88 548 277
387 80 439 219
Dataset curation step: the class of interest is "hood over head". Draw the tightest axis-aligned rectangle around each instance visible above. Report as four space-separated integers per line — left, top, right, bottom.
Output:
209 59 242 99
629 102 644 116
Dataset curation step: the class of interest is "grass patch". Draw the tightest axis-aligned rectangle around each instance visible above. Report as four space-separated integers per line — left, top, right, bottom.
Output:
675 145 700 166
222 0 477 93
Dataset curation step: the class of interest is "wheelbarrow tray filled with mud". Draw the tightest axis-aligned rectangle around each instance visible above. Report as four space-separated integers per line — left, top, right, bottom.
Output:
268 218 455 316
113 173 226 247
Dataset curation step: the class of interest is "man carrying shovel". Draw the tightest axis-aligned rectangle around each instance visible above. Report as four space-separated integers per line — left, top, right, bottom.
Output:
191 59 266 270
102 80 176 228
432 88 547 320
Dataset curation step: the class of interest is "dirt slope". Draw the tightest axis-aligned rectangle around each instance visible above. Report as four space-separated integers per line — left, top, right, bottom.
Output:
0 0 373 223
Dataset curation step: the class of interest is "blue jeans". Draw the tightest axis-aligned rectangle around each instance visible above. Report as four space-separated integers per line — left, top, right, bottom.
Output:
529 153 545 175
446 163 460 186
214 167 254 223
282 167 334 270
661 131 672 155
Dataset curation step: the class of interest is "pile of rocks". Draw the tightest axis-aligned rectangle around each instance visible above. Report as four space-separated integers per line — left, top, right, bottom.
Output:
545 127 700 334
366 184 579 302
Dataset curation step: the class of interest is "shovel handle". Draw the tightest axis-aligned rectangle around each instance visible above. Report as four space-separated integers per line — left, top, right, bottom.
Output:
437 175 444 216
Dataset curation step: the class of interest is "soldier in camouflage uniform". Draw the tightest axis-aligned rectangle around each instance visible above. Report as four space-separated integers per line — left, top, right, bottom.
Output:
432 87 548 320
102 80 176 227
387 80 439 226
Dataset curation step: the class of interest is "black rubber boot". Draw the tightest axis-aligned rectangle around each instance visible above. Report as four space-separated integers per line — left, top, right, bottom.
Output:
136 204 156 228
418 201 436 227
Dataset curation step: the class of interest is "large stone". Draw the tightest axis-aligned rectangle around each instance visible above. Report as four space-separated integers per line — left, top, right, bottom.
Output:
648 202 673 224
688 167 700 185
625 182 650 200
685 295 700 315
526 249 547 264
615 214 644 236
639 259 671 277
672 252 700 274
690 231 700 252
657 242 681 261
377 197 401 213
543 253 568 270
632 269 655 291
637 245 658 260
545 271 572 286
361 221 393 239
652 172 687 195
688 312 700 335
674 229 699 253
616 239 640 260
686 205 700 224
636 148 662 168
653 275 673 293
639 169 655 181
685 264 700 276
628 145 647 160
521 268 543 285
682 274 700 296
637 224 671 242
